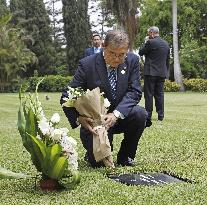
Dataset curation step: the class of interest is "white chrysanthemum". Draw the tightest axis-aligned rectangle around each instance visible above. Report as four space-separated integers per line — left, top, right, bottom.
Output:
68 152 78 170
104 98 111 108
60 135 78 170
50 113 60 124
60 128 69 137
38 119 51 135
51 129 63 141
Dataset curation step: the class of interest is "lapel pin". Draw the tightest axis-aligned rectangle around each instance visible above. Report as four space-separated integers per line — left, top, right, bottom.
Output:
121 70 125 75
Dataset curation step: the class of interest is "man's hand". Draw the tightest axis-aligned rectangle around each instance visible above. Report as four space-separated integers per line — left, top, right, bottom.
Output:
78 116 96 135
103 113 118 130
144 36 149 43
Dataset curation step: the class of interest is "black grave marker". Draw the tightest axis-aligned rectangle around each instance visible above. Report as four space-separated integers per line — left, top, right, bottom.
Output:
108 172 191 186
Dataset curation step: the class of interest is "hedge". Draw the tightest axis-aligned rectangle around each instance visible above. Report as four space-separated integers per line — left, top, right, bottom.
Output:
26 75 73 92
2 76 207 93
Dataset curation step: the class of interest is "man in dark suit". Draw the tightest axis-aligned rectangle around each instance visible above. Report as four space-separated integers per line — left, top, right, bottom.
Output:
61 30 147 168
139 26 170 126
84 34 102 57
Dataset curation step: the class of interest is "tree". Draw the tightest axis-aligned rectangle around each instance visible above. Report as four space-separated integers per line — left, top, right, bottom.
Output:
62 0 91 75
172 0 184 91
103 0 139 50
0 14 36 92
89 0 115 37
10 0 55 76
0 0 8 17
45 0 67 75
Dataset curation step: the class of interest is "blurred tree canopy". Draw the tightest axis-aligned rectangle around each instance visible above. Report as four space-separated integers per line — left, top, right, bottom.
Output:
10 0 56 76
0 14 36 92
62 0 91 75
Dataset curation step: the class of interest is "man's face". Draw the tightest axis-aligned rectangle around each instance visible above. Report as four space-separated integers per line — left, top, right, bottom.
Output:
148 31 154 39
103 44 128 68
93 36 102 48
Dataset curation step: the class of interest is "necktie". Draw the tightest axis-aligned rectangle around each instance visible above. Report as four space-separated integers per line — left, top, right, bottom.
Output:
109 69 117 100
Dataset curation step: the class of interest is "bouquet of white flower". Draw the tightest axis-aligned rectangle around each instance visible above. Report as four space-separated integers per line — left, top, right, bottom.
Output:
17 79 80 190
63 87 114 168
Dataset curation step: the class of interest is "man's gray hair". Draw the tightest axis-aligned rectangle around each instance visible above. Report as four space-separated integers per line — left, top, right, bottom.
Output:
148 26 159 34
104 30 129 47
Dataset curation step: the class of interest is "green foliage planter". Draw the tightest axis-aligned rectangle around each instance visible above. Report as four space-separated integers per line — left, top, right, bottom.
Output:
17 79 80 190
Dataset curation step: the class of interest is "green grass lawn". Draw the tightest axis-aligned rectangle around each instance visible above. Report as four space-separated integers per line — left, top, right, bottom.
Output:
0 92 207 205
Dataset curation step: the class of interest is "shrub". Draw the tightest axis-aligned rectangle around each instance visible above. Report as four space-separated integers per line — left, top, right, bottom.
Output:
26 75 73 92
164 80 180 92
183 78 207 92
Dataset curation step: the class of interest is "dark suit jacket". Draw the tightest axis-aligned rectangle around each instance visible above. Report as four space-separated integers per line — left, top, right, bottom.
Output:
84 47 103 57
61 51 142 128
139 36 170 78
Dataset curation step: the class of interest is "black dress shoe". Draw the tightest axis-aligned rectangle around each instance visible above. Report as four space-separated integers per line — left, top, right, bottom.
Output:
84 153 89 162
145 119 152 127
158 116 164 121
84 153 105 168
117 157 135 167
89 161 105 168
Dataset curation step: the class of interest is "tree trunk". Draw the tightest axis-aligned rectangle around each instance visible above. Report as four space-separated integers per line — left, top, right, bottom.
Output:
172 0 185 91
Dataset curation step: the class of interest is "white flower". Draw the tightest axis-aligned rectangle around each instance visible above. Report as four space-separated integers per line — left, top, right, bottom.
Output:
60 128 69 136
36 135 42 140
104 98 111 108
66 91 74 100
60 135 78 170
67 136 77 146
50 113 60 124
38 119 51 135
51 129 63 141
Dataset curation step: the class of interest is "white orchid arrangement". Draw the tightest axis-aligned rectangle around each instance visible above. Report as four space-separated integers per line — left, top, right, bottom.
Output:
17 79 80 187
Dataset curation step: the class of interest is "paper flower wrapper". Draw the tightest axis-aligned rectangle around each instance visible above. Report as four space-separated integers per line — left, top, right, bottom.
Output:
73 88 114 168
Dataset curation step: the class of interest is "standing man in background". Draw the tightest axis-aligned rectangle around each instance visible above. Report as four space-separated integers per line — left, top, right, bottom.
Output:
84 34 102 57
139 26 170 127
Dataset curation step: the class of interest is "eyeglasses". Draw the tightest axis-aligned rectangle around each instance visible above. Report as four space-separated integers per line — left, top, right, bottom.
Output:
106 50 127 60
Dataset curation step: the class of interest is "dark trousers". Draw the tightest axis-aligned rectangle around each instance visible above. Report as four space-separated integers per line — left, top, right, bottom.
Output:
144 75 165 119
80 105 147 166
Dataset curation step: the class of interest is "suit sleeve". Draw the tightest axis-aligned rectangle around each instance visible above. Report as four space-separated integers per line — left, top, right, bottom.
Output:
60 61 87 129
139 41 151 56
84 49 88 57
115 56 142 117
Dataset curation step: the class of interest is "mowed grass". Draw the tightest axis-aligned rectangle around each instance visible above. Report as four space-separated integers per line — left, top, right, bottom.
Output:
0 92 207 205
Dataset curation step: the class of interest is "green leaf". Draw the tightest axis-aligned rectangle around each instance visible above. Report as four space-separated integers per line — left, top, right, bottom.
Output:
62 100 75 107
27 135 47 172
48 156 68 180
49 144 62 162
0 167 31 179
17 101 26 139
61 171 81 189
25 108 37 137
0 14 12 26
42 144 62 177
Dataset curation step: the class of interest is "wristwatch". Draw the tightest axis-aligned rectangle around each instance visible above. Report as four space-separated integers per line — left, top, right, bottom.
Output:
113 110 121 119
